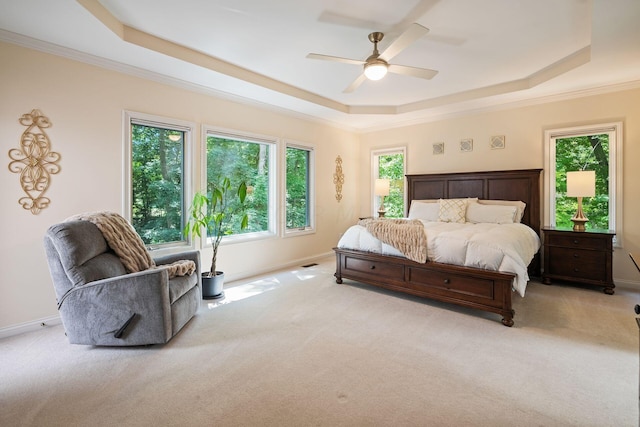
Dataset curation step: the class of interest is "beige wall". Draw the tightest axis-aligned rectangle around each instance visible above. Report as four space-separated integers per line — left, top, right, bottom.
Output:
359 88 640 283
0 42 360 330
2 40 638 332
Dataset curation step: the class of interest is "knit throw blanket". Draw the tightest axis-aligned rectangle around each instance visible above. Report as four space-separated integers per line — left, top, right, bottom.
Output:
358 218 427 263
66 212 195 278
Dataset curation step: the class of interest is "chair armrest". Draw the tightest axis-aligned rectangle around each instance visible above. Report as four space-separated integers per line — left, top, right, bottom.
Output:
154 250 201 288
154 250 200 268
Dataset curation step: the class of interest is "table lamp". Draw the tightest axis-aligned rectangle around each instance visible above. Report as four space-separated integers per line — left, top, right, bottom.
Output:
375 178 390 217
566 170 595 231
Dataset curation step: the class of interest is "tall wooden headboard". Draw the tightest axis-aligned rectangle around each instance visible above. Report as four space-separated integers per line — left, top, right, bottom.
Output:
406 169 543 275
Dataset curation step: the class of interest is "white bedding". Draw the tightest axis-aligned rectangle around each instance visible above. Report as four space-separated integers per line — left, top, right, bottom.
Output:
337 220 540 297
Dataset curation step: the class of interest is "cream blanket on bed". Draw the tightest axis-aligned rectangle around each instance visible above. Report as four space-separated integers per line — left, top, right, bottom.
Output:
358 218 427 263
66 211 195 278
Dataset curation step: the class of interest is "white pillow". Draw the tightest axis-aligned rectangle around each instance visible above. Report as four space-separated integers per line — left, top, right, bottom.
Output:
438 199 469 223
408 200 440 222
477 200 526 222
466 203 518 224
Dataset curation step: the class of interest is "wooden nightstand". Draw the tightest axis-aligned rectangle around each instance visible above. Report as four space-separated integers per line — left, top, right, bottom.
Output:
542 227 615 294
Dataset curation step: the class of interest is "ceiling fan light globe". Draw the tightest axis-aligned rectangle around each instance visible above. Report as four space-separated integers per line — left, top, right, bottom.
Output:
364 63 388 81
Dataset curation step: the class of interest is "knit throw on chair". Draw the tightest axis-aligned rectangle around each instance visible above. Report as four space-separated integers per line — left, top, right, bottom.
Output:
66 211 195 278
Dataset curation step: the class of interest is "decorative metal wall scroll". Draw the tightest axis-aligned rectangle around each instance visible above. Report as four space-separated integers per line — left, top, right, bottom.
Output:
333 155 344 202
8 109 61 214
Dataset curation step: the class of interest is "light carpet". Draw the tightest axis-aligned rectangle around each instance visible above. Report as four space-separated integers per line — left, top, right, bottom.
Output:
1 257 638 426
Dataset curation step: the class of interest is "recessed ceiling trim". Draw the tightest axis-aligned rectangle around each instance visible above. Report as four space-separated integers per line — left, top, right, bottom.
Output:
397 46 591 114
528 46 591 87
348 105 398 114
77 0 348 114
3 27 636 136
77 0 592 118
0 28 361 133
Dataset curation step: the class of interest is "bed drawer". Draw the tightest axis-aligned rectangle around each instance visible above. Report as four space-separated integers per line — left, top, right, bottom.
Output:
406 267 495 300
343 256 404 279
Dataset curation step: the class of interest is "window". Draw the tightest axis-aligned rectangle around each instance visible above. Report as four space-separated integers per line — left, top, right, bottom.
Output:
204 127 276 240
544 122 623 241
125 112 193 248
285 143 315 234
372 148 406 218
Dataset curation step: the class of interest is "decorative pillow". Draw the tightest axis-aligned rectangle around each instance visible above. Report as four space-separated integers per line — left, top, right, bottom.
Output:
438 199 468 223
408 200 440 222
477 200 526 222
466 203 518 224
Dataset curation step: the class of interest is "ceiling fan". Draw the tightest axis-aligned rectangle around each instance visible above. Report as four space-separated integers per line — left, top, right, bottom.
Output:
306 23 439 93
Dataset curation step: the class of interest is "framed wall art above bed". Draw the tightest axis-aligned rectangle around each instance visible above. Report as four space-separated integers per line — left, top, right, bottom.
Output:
334 169 542 327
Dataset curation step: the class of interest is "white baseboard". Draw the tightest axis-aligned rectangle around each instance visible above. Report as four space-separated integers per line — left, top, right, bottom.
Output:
0 314 62 340
0 252 335 340
2 257 635 340
613 277 640 289
224 251 334 283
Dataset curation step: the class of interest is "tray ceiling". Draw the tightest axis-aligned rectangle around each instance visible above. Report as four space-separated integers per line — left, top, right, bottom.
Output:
1 0 639 131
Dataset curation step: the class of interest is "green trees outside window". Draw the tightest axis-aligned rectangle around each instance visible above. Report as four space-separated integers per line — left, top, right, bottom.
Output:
131 120 312 245
131 123 186 245
555 134 609 230
377 152 405 218
286 146 311 229
206 134 272 236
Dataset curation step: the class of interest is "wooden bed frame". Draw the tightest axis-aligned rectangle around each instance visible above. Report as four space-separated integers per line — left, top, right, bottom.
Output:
334 169 542 327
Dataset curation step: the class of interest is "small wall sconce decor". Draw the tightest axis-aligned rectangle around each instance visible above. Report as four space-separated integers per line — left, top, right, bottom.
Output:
491 135 505 149
333 155 344 202
566 170 595 231
375 178 390 217
460 138 473 152
433 142 444 155
8 109 61 214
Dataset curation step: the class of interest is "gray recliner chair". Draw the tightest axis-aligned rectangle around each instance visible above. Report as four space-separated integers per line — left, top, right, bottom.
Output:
44 220 201 346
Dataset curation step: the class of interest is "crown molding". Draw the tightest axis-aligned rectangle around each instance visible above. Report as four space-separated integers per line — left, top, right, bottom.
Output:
2 28 639 135
359 79 640 133
73 0 605 118
0 29 359 133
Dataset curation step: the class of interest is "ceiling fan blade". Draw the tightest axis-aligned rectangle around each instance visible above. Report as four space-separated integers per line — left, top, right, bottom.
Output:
393 0 441 33
306 53 365 66
318 0 441 33
343 74 367 93
379 23 430 62
388 64 438 80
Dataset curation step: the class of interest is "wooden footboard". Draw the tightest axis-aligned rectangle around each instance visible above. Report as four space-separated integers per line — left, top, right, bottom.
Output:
335 169 541 326
334 247 516 326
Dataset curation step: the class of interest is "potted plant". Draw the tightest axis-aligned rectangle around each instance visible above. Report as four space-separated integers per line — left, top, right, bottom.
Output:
184 177 249 299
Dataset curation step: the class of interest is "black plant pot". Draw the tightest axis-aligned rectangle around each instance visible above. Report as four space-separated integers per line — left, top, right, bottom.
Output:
202 271 225 300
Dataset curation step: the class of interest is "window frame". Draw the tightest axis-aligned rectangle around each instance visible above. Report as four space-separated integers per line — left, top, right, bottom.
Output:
282 140 316 237
544 121 623 245
201 125 277 247
371 147 407 217
123 111 195 254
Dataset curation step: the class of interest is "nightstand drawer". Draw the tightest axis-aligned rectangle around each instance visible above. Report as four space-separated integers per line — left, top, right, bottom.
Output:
547 249 607 281
542 227 615 293
545 233 605 250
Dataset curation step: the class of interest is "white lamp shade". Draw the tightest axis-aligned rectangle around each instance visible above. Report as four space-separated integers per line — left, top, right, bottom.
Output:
364 62 388 81
566 170 596 197
375 178 390 196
